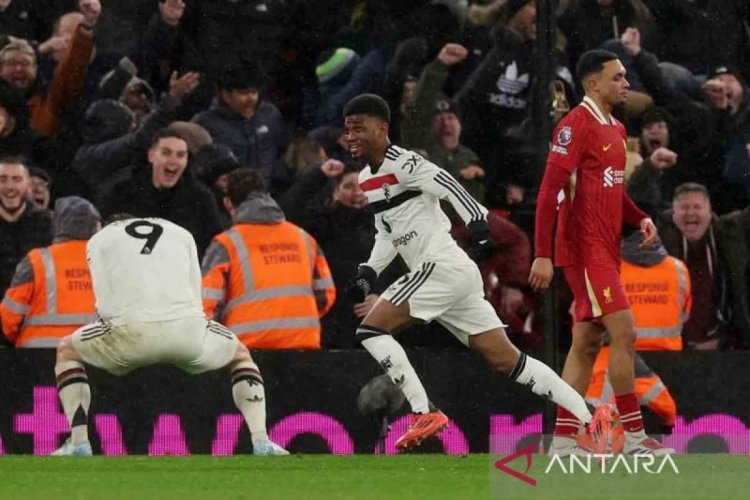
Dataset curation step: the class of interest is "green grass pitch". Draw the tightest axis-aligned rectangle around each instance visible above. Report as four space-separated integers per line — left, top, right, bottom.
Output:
0 454 748 499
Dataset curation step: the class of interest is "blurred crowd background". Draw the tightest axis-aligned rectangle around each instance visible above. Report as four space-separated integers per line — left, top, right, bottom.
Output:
0 0 749 354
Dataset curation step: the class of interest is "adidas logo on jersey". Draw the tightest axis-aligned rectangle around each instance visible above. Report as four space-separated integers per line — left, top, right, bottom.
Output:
496 61 530 94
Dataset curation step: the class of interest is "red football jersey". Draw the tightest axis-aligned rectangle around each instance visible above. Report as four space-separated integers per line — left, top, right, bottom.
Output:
535 97 646 267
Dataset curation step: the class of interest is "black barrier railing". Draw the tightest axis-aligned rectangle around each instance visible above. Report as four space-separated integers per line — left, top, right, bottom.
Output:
532 0 561 436
0 349 748 454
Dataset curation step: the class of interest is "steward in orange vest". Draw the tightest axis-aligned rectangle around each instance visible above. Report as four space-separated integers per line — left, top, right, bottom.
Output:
586 346 677 430
621 231 691 350
202 170 335 349
1 197 100 347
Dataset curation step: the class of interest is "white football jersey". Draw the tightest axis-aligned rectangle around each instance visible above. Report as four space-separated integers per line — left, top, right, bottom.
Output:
86 217 205 325
359 144 488 272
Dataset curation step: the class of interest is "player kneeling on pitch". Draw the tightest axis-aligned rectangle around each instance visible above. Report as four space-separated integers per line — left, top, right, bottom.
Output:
52 215 288 456
343 93 593 451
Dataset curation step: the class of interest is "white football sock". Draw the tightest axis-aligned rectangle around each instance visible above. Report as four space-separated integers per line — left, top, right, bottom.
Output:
55 361 91 446
231 361 269 443
360 329 430 414
510 353 592 424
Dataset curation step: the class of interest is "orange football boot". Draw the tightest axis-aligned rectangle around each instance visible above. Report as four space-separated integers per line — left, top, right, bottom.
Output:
578 403 624 454
395 410 449 450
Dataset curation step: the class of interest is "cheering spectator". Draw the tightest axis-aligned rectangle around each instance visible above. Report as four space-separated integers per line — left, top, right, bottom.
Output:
0 158 52 298
99 128 222 258
401 43 486 203
659 183 750 349
0 19 94 136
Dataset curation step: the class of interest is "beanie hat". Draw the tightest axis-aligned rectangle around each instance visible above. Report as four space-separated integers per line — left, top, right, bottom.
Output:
53 196 101 241
29 166 51 184
192 143 241 186
707 65 745 85
433 93 461 118
122 76 156 107
316 48 360 85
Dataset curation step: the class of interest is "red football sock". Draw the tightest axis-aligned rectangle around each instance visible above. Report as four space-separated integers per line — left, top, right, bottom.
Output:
554 407 581 436
615 393 644 433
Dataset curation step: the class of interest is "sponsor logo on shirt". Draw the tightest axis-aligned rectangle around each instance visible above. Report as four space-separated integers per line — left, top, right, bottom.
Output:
551 145 568 155
392 230 418 248
602 166 624 188
401 154 422 174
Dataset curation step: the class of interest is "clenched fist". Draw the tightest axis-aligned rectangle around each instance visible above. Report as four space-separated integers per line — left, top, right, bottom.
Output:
437 43 468 67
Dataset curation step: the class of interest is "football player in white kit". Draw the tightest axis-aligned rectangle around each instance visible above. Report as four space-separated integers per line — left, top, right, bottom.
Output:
52 216 288 456
343 94 594 450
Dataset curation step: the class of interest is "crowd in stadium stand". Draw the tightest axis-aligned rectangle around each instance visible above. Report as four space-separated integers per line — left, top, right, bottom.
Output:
0 0 749 352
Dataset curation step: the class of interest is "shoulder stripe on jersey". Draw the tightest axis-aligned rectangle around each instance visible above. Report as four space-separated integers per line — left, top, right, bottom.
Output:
360 173 399 192
434 171 483 221
385 145 398 159
391 262 436 306
385 144 404 161
368 190 421 213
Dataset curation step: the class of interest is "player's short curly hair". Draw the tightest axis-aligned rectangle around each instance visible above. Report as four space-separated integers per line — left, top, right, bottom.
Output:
343 93 391 124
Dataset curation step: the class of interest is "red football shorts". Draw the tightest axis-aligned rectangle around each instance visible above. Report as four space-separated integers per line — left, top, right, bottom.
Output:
563 263 629 323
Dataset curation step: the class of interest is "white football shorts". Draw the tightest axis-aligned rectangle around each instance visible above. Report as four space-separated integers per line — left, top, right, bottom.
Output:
72 316 239 376
380 260 505 345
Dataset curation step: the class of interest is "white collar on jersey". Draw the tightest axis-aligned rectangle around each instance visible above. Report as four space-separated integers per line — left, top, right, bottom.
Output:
581 96 615 125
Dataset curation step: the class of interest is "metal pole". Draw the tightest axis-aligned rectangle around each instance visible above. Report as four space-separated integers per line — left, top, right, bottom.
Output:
532 0 560 438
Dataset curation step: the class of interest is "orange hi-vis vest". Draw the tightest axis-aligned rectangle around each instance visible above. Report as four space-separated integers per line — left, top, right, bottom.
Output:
1 240 97 347
202 222 335 349
621 256 691 351
586 347 677 427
